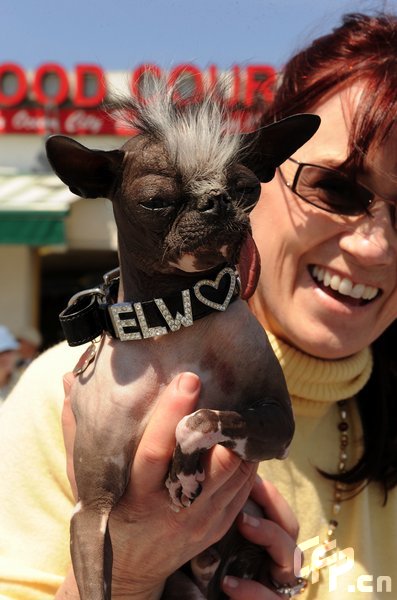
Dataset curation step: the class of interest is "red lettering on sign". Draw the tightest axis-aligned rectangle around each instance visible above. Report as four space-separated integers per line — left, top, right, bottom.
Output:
131 64 163 103
75 64 106 107
0 63 28 106
0 106 263 135
244 65 276 107
33 63 69 105
168 64 204 103
0 62 275 134
64 109 104 134
208 64 241 107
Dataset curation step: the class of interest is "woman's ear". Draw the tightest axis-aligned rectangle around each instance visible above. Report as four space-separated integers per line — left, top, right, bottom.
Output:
46 135 124 199
243 114 321 182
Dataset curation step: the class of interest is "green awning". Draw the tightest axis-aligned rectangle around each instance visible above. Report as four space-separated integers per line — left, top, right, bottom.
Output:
0 174 76 246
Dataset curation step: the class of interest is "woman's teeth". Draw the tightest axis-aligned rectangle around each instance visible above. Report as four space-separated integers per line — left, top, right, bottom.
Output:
311 266 379 301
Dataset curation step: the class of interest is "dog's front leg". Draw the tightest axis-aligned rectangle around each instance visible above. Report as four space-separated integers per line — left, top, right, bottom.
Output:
166 399 294 508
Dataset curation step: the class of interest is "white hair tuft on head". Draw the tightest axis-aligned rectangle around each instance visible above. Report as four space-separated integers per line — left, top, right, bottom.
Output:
111 76 243 198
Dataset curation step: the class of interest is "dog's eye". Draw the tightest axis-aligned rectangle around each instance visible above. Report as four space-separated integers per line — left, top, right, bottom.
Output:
239 185 258 195
235 181 261 212
140 197 173 211
235 181 260 195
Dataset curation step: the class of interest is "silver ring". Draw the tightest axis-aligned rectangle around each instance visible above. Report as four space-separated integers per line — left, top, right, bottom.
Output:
271 576 307 597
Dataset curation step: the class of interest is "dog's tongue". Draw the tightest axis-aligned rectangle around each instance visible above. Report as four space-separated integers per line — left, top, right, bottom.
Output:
238 233 261 300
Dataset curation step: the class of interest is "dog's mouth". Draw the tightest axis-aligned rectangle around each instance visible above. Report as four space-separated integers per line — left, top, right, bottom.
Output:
165 209 250 273
168 245 232 273
167 233 261 299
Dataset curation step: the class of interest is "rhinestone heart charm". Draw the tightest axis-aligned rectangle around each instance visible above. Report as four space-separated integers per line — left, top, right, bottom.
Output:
193 267 237 311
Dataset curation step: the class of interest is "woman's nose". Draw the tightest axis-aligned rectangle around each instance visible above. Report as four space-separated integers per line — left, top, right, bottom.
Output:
339 203 396 267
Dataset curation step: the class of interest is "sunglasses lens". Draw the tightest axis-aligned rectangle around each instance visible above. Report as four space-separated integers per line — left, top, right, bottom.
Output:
296 165 373 215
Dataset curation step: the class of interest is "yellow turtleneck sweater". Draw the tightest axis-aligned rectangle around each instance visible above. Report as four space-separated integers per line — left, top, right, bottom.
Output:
0 339 395 599
258 332 396 599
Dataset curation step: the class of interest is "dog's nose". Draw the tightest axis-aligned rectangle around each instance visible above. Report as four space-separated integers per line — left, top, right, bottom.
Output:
197 193 231 215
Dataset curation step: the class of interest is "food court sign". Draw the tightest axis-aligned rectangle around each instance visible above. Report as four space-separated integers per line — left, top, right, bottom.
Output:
0 62 275 135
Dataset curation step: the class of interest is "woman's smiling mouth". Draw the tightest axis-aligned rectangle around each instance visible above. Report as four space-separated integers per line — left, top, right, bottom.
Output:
309 265 382 306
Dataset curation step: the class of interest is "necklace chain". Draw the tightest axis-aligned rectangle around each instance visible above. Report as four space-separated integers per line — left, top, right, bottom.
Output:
305 399 352 587
324 399 350 543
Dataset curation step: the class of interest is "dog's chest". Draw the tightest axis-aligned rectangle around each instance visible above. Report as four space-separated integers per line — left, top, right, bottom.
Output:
145 300 265 407
74 299 267 431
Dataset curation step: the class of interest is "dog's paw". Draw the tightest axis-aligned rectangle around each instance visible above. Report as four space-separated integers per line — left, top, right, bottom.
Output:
166 408 230 509
166 468 205 508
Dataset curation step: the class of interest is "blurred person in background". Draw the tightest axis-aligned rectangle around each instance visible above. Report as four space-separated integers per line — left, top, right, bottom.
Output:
16 326 42 370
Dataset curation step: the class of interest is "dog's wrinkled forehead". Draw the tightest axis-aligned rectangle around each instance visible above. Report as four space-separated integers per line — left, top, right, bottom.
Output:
118 87 242 197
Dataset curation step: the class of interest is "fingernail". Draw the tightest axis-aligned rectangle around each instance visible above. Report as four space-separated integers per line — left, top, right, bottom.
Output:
242 512 260 527
223 576 239 589
177 372 200 394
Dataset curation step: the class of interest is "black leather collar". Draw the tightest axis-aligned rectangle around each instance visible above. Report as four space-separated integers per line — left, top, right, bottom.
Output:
59 265 240 346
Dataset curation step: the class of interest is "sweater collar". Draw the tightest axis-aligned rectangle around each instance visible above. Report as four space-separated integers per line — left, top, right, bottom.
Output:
266 331 373 413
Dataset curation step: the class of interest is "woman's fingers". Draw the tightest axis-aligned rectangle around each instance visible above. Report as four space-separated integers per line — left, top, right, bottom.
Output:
247 476 302 585
250 476 299 540
223 575 282 600
198 445 257 519
221 476 304 598
237 512 301 585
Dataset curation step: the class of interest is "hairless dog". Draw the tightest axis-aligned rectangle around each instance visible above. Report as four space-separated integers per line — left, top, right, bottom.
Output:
46 84 319 599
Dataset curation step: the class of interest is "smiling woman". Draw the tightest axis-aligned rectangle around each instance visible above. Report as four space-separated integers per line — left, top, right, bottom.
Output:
251 81 397 358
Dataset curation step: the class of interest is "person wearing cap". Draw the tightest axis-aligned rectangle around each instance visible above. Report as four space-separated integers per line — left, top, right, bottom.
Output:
0 326 19 403
16 326 42 370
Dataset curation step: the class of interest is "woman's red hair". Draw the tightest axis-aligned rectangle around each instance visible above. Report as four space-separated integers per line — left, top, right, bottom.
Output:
266 13 397 168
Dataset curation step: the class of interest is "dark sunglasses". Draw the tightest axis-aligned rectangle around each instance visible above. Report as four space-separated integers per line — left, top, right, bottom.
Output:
278 157 377 217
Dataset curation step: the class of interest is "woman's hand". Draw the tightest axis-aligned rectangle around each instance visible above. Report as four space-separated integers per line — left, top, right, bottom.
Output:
222 477 304 600
62 371 257 599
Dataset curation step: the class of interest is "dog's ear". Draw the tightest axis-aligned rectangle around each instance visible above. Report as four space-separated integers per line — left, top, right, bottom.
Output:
45 135 124 199
243 114 321 182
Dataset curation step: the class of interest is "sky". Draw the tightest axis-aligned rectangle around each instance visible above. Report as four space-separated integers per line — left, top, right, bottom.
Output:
3 0 397 72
